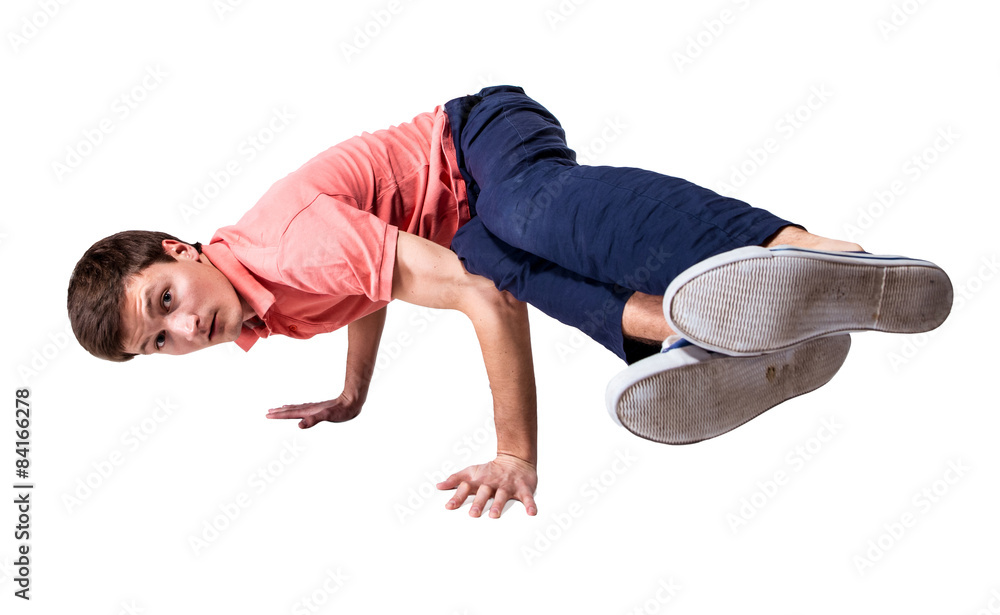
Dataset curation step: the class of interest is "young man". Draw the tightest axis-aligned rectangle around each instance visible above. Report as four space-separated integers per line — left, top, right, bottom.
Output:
68 86 952 519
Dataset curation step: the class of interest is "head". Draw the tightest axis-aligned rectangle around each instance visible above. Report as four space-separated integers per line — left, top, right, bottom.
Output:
68 230 250 361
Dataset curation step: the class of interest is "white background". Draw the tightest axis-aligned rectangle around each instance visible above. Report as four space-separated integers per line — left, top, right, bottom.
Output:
3 0 999 613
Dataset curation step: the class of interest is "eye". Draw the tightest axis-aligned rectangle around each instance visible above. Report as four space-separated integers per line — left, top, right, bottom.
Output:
162 290 172 310
155 332 166 350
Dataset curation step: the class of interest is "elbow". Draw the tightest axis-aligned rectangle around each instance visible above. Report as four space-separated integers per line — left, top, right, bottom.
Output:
495 287 524 312
459 276 525 321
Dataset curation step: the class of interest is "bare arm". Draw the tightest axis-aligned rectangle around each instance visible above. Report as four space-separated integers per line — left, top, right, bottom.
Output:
391 231 539 517
265 230 539 517
265 306 386 427
342 306 387 406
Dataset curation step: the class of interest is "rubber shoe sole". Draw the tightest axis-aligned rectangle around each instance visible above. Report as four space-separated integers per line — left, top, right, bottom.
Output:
606 335 851 445
664 245 953 356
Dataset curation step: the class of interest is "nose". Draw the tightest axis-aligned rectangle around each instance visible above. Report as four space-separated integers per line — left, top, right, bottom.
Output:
170 312 200 341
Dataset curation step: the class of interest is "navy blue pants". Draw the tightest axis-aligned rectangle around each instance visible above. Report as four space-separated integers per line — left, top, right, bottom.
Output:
446 86 798 364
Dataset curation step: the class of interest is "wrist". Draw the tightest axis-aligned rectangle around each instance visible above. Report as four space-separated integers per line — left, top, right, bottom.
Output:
498 447 537 468
341 384 368 405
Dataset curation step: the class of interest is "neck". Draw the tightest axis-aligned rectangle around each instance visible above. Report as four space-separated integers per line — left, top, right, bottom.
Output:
240 294 257 322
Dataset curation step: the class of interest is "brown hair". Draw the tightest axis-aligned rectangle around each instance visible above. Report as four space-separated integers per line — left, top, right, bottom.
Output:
67 230 202 362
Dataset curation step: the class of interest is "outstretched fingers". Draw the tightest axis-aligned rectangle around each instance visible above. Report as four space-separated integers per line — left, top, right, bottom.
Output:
445 481 474 511
518 486 538 517
265 402 333 428
265 403 318 419
436 463 537 518
470 484 494 518
489 488 511 519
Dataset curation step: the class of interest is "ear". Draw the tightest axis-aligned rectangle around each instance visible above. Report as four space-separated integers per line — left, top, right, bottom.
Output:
161 239 200 261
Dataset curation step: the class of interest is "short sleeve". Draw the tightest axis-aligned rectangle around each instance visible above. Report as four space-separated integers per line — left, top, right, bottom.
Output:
276 193 399 302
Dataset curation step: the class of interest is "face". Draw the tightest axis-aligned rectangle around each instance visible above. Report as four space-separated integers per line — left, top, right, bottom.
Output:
120 240 251 356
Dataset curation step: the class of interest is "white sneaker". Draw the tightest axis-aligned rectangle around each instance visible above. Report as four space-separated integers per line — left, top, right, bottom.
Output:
663 245 953 356
606 334 851 444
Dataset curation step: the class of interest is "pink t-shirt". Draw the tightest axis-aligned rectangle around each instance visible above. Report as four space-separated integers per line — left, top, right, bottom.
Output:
201 106 469 351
